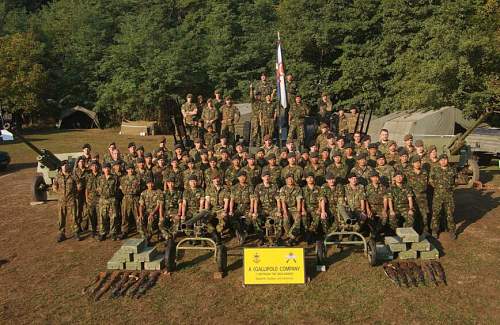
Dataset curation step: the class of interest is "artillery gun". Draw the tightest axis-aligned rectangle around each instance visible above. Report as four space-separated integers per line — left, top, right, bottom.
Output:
7 129 81 201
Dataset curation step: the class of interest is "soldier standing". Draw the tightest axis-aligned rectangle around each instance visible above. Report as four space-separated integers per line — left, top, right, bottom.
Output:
97 163 118 241
119 164 141 240
123 142 137 165
255 72 274 98
337 108 348 135
255 171 282 245
53 160 81 242
347 106 361 134
429 154 457 239
249 85 263 146
83 161 100 238
304 152 325 186
138 178 163 245
377 129 391 154
286 74 297 104
303 172 326 241
389 171 415 229
318 92 333 123
262 153 282 187
73 156 88 232
220 96 240 143
375 153 395 187
260 95 276 140
229 171 256 245
287 95 309 148
406 156 430 235
181 94 198 140
279 174 303 244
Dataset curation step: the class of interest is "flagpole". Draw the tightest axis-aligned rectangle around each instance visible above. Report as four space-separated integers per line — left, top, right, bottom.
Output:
277 32 282 148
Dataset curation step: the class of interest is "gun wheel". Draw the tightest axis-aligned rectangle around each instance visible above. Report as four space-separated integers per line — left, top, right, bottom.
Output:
466 159 480 188
367 238 378 267
164 238 176 272
32 175 47 202
215 244 227 274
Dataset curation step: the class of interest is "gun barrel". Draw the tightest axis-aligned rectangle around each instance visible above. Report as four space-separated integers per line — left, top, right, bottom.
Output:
183 210 210 226
448 108 493 155
9 129 62 170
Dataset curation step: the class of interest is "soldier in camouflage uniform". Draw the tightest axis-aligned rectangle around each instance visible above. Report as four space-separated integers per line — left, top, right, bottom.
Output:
249 86 263 146
152 157 168 190
204 124 218 149
119 164 141 239
303 172 327 240
279 174 303 244
182 157 204 189
281 155 304 186
97 163 118 241
350 152 374 186
304 152 325 185
346 106 361 134
343 173 367 227
220 96 240 143
406 156 430 234
181 175 205 225
123 142 137 165
255 171 282 245
287 95 309 148
260 95 276 140
337 108 348 135
286 74 297 104
377 129 390 154
315 123 331 150
135 157 151 192
262 153 282 187
394 149 411 177
164 158 184 190
83 161 100 238
326 150 348 184
229 171 256 245
375 153 395 187
367 143 379 168
365 171 391 229
320 172 345 230
389 171 415 229
429 154 457 239
160 176 182 240
138 178 163 244
201 98 219 131
204 174 229 240
225 156 242 185
53 161 81 242
241 154 262 187
181 94 199 140
73 156 88 233
384 140 399 166
255 72 274 98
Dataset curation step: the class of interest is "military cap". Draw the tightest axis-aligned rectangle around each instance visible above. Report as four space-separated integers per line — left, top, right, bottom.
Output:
326 133 335 139
206 98 213 104
285 173 294 179
301 148 309 154
225 95 232 100
398 148 409 156
144 152 152 158
369 170 379 178
82 143 91 149
428 144 437 151
256 148 265 153
368 143 378 149
388 140 396 147
89 160 98 166
214 89 222 94
103 162 111 169
280 148 289 153
200 149 208 154
255 91 262 96
126 163 135 169
410 156 421 164
212 173 221 179
321 147 330 153
137 146 145 151
231 155 240 161
137 157 145 163
310 152 319 158
356 152 368 160
112 160 121 166
415 139 424 147
209 157 218 162
261 170 271 177
188 175 198 181
128 142 136 148
194 137 201 143
61 159 69 166
186 93 193 98
166 175 176 182
295 94 302 98
144 177 153 184
267 153 276 160
336 136 345 142
320 122 328 128
376 153 385 159
220 148 228 154
394 170 404 177
321 92 329 97
174 143 183 150
332 150 342 157
305 172 315 178
362 135 371 141
404 134 413 141
247 154 255 160
237 170 247 177
344 143 354 149
325 172 335 180
439 153 448 160
286 139 295 144
347 172 357 179
76 156 85 162
170 157 178 163
263 134 271 141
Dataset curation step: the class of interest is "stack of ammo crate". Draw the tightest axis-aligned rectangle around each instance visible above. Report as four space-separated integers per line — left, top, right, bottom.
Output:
107 238 165 270
384 227 439 260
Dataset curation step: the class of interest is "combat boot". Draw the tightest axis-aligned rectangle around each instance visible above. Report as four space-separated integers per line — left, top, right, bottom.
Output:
117 233 126 240
98 234 106 241
450 232 457 240
75 233 83 241
111 233 117 241
57 233 66 243
432 231 439 239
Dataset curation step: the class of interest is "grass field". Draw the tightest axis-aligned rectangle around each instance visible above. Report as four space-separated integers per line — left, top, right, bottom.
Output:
0 128 499 324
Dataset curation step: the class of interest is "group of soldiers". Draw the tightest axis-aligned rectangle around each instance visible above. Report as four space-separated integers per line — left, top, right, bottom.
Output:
53 120 459 246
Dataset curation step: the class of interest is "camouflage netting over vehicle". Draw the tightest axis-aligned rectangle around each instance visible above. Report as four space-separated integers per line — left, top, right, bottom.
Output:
367 106 476 144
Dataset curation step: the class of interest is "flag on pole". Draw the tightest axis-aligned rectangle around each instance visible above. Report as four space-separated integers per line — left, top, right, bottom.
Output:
275 32 287 109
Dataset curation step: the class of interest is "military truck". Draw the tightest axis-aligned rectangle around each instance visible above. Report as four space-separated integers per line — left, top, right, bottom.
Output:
367 106 495 187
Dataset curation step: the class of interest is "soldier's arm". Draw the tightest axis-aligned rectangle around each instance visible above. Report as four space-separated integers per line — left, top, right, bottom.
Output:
181 199 187 219
52 176 59 192
234 108 240 123
382 196 388 217
199 193 205 212
204 195 211 210
229 197 234 215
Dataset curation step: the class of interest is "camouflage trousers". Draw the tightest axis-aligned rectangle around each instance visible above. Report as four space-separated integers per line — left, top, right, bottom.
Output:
287 208 305 239
160 209 178 240
231 205 262 236
76 193 85 229
414 192 430 232
395 207 414 229
221 123 235 142
185 124 198 140
98 198 117 236
57 200 79 235
262 121 274 140
121 194 138 235
82 196 98 233
207 208 226 234
287 122 304 147
250 117 261 145
137 209 159 239
431 191 455 232
308 210 329 235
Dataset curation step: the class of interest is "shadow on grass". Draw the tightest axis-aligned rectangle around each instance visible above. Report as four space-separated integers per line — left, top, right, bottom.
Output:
0 259 9 268
176 251 213 270
453 188 500 236
0 162 37 176
479 168 500 183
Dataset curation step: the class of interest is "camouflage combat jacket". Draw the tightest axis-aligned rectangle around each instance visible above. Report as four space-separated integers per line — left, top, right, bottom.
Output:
255 183 279 212
365 183 388 213
344 184 365 212
281 165 303 184
390 184 413 212
120 174 141 196
303 185 323 213
279 185 303 211
429 166 456 192
183 187 204 215
54 173 78 204
406 170 428 195
139 189 163 212
97 175 117 201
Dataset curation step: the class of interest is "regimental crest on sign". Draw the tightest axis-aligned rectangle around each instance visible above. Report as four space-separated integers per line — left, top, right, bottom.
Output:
286 252 297 263
253 252 261 264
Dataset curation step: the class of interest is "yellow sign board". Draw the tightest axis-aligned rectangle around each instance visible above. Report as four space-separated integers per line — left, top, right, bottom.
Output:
243 247 305 285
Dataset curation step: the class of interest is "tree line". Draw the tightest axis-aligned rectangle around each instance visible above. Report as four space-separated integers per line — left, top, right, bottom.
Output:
0 0 498 125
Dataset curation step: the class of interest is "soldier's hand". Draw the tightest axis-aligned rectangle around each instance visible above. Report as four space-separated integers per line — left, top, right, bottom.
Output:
301 211 307 217
408 209 414 216
381 210 387 218
320 211 327 220
389 210 396 217
367 210 373 218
